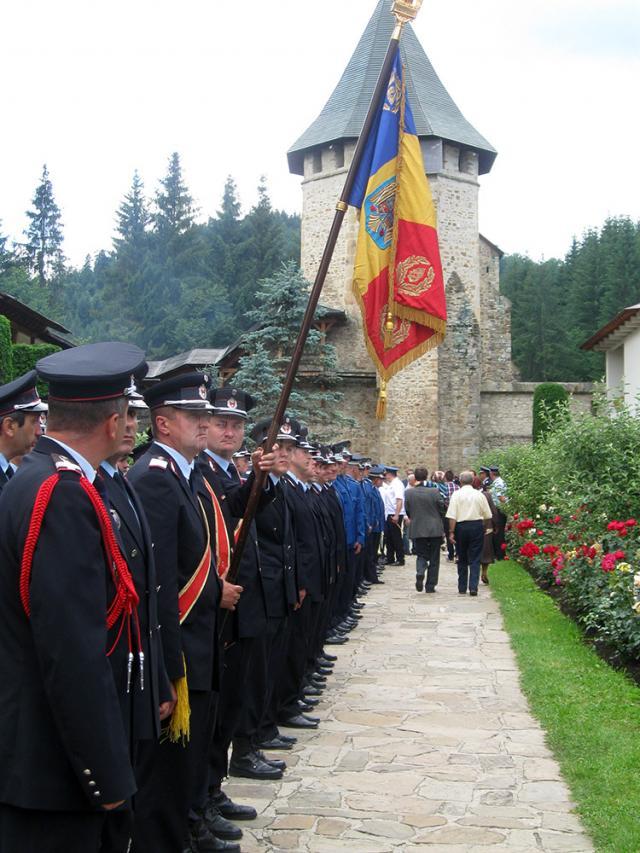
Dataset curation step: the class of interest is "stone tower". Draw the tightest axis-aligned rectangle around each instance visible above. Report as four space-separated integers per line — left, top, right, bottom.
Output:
287 0 517 470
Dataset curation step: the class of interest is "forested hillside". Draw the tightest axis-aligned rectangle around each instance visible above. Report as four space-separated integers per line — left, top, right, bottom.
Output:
0 155 299 357
501 217 640 382
1 157 637 381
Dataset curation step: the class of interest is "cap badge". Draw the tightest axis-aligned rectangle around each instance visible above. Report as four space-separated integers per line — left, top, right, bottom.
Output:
124 374 137 395
281 422 292 434
198 385 207 400
227 397 238 410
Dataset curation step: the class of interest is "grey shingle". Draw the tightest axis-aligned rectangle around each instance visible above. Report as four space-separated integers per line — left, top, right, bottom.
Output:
288 0 496 175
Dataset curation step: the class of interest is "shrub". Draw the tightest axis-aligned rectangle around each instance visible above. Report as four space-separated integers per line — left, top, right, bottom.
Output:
533 382 569 443
12 343 60 397
0 315 13 383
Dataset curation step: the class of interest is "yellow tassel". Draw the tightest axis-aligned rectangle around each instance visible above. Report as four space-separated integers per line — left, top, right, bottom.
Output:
383 312 395 350
168 656 190 744
376 380 388 420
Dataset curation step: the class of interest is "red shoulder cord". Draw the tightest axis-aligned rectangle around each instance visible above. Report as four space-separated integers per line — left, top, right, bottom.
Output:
19 473 143 691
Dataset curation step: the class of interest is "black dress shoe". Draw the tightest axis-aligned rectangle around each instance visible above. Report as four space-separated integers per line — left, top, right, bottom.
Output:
189 818 241 852
304 684 322 696
326 634 348 645
311 672 327 682
298 696 319 708
280 713 319 729
321 652 338 661
469 589 478 596
201 806 243 841
258 736 293 750
415 574 424 592
369 578 385 584
425 587 436 593
300 712 319 723
210 791 257 821
229 752 283 780
315 665 333 675
277 733 297 744
254 749 286 771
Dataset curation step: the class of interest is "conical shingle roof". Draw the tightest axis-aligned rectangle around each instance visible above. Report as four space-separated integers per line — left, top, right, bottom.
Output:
288 0 496 176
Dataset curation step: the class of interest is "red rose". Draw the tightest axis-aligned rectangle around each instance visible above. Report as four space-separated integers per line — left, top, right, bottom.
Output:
501 543 507 551
625 519 637 527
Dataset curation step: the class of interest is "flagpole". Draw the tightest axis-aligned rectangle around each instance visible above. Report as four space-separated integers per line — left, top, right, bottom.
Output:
223 1 424 590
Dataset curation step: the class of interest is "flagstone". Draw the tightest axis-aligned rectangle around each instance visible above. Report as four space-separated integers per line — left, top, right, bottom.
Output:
240 558 592 850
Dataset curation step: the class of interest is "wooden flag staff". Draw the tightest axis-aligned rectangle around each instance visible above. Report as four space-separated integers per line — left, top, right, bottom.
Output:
223 0 424 589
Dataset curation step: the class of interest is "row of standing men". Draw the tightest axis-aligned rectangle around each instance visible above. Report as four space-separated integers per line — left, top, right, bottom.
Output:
0 342 393 853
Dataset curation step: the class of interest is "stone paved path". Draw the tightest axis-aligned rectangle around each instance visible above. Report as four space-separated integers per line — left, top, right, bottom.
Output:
228 557 593 852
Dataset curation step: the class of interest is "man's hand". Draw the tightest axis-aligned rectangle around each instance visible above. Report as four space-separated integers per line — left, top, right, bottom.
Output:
159 681 177 721
354 542 363 555
103 800 126 811
220 574 243 610
392 514 399 525
294 588 307 610
448 533 455 544
251 445 279 474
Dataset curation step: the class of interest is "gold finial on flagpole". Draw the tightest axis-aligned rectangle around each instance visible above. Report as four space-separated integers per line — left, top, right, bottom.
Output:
392 0 424 25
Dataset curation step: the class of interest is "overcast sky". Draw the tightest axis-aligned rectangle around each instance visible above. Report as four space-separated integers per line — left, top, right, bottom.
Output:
2 0 639 266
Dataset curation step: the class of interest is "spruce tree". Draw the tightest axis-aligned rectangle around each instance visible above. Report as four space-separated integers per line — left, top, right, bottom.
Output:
24 164 65 291
114 170 150 256
232 260 355 437
153 152 196 236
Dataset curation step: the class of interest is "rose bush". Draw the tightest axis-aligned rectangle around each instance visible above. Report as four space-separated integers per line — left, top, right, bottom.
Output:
479 392 640 661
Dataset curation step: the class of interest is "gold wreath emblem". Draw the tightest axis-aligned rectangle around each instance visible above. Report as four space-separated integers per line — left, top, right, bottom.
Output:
396 255 435 297
383 69 402 114
379 304 411 350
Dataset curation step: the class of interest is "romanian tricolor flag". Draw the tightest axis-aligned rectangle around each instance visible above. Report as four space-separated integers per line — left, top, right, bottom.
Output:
349 47 446 418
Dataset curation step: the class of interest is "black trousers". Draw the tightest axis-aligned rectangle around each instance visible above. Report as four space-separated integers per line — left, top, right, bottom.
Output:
132 689 215 853
364 534 378 582
257 616 291 743
414 536 442 590
277 598 312 721
0 802 133 853
234 617 287 755
385 515 405 564
208 637 256 788
455 520 485 593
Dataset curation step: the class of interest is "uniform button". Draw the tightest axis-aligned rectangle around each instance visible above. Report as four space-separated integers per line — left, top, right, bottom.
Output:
93 791 101 797
157 585 161 592
131 548 139 557
83 769 91 776
89 781 96 787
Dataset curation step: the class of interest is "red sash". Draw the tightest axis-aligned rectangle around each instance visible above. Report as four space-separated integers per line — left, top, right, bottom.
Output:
177 497 212 623
201 477 242 577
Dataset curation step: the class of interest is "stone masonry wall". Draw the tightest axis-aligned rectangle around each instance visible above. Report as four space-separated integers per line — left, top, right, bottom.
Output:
479 237 516 383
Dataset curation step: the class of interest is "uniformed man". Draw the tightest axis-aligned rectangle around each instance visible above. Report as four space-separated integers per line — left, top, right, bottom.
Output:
127 372 233 853
248 415 300 752
0 342 147 853
98 387 172 754
199 388 279 830
0 369 47 492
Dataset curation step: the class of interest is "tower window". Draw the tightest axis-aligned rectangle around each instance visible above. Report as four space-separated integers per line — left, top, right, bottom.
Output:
333 143 344 168
312 150 322 173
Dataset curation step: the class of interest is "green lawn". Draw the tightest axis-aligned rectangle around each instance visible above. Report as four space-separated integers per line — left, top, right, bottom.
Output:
490 560 640 852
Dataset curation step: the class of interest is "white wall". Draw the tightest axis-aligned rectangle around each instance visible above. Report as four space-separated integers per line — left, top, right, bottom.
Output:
606 346 624 403
622 328 640 412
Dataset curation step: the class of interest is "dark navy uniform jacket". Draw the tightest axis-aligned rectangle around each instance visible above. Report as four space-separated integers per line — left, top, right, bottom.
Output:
254 479 298 618
100 465 170 742
282 475 325 602
0 437 137 811
128 443 221 692
196 452 269 640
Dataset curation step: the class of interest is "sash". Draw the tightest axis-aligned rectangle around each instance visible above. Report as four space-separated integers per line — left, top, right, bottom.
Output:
177 497 212 624
201 477 242 576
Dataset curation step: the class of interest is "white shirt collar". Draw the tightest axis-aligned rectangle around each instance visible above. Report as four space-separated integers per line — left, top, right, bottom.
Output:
100 460 118 478
155 442 193 481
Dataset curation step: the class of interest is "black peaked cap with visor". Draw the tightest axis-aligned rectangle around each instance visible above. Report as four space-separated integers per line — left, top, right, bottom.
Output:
37 342 147 402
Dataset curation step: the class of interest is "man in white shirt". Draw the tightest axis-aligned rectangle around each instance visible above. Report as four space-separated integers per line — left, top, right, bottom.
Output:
383 466 406 566
446 471 492 596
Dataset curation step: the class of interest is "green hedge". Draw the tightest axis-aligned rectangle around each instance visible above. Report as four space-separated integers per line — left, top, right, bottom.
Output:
533 382 569 443
0 315 13 383
12 343 60 397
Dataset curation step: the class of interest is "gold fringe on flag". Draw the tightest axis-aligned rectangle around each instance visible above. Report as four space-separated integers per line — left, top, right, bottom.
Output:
168 654 190 744
382 312 395 350
376 379 388 420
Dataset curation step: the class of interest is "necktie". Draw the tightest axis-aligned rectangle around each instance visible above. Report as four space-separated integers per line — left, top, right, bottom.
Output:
4 465 13 480
227 462 241 484
113 471 128 495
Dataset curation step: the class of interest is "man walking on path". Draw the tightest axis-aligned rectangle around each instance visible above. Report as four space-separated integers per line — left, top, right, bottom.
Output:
404 468 445 593
446 471 492 596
